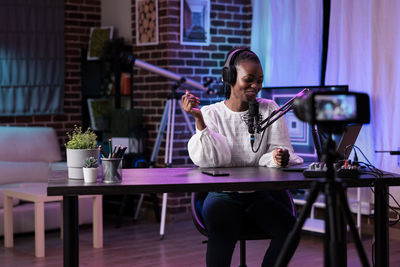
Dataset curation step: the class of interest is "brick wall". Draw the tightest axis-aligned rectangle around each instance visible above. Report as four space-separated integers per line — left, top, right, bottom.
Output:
0 0 101 159
131 0 253 219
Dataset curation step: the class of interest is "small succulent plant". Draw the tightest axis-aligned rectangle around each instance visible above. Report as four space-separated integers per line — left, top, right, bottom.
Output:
84 156 98 168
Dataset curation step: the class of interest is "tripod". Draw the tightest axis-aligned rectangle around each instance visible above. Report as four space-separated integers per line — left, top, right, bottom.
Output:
274 134 371 267
135 80 194 239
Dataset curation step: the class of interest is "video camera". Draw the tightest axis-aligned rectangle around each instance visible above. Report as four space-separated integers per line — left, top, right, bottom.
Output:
293 91 370 126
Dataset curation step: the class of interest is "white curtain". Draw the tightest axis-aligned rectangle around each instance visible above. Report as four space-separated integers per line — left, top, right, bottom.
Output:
251 0 400 205
251 0 323 86
326 0 400 175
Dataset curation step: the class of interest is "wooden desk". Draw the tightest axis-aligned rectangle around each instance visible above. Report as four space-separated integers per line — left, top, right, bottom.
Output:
47 167 400 267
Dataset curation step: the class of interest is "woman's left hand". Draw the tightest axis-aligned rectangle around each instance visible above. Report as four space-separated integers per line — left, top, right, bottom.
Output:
273 148 290 167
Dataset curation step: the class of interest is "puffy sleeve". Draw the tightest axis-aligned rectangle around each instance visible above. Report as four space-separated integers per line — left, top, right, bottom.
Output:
187 106 232 167
258 101 304 167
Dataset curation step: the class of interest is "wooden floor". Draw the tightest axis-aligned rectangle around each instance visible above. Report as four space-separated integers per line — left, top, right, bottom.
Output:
1 215 400 267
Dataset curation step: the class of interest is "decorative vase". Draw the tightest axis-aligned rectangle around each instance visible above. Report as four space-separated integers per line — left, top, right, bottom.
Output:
83 167 99 183
66 148 99 179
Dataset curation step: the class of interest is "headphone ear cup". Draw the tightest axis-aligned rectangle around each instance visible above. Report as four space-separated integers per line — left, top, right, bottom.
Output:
222 66 230 84
228 65 237 86
222 65 237 85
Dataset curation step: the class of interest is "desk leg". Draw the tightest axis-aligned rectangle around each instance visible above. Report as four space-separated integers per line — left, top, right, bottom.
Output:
60 201 63 239
374 181 389 267
93 195 103 248
64 195 79 267
4 195 14 248
34 201 45 257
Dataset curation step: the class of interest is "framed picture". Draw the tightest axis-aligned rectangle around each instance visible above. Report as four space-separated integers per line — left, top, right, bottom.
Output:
180 0 210 45
87 26 114 60
136 0 159 46
87 98 113 130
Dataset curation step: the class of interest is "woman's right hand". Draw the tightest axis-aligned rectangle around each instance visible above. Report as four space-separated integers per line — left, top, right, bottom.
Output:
182 90 207 131
181 90 202 119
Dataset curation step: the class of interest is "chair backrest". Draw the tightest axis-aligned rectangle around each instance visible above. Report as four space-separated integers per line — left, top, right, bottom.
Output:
191 190 295 239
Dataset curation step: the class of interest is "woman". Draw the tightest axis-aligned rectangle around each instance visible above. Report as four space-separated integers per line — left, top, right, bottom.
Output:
182 48 303 267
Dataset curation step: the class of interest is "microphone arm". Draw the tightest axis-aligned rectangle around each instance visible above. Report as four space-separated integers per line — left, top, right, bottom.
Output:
121 53 211 92
259 88 310 132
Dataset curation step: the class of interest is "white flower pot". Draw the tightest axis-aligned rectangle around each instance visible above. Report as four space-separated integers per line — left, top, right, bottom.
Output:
83 167 99 183
66 148 99 179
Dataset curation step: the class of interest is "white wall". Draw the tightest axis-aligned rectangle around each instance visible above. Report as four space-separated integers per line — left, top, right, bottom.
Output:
101 0 132 44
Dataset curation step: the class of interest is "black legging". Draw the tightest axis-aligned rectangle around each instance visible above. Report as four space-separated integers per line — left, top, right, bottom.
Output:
202 191 299 267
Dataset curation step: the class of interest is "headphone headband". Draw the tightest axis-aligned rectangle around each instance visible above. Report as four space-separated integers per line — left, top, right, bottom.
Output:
223 48 249 69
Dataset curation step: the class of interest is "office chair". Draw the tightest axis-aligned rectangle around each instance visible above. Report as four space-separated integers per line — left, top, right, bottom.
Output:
191 191 295 267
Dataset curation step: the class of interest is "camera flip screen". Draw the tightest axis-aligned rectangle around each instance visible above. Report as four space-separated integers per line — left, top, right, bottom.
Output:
314 94 357 121
293 91 370 125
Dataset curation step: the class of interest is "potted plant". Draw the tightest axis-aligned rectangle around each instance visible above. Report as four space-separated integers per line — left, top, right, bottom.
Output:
65 125 99 179
83 156 99 183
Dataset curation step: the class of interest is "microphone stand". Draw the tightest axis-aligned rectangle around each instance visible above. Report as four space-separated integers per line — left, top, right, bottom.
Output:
258 88 310 132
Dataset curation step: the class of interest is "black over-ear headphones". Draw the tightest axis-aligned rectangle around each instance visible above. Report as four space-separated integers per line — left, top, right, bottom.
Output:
221 48 252 86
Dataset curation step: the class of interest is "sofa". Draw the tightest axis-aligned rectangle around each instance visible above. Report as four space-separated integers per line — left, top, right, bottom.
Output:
0 126 93 236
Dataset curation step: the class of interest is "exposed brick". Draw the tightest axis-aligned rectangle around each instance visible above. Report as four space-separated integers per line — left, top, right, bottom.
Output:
195 68 209 75
67 12 84 19
211 20 225 27
227 21 241 28
212 53 225 59
186 60 202 66
218 45 234 51
228 37 241 43
211 36 226 43
219 29 233 35
211 4 226 11
218 12 232 20
227 5 240 12
194 52 209 58
178 68 193 74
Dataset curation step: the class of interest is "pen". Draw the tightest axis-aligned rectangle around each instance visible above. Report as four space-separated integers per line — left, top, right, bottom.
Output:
99 145 107 158
115 145 123 158
119 146 127 158
112 145 118 158
108 139 112 158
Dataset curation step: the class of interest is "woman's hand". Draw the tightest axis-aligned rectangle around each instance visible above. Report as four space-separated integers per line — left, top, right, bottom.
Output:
273 148 290 167
181 90 206 130
181 90 201 117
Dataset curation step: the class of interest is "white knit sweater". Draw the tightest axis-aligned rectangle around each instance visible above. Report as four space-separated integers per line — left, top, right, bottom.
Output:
188 98 303 168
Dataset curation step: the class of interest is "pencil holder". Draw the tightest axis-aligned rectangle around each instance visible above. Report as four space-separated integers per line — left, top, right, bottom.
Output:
101 158 122 183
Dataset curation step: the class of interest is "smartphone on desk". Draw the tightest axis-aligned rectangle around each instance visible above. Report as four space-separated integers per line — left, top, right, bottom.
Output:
201 170 230 176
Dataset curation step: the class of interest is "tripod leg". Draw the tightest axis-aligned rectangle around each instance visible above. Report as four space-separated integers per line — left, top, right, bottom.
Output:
336 183 370 267
167 98 176 167
160 192 168 240
179 99 194 135
324 181 346 267
160 99 176 238
150 100 170 165
134 194 145 221
274 181 322 267
164 99 173 167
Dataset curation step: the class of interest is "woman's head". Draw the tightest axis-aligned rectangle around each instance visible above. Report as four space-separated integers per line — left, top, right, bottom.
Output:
222 47 263 101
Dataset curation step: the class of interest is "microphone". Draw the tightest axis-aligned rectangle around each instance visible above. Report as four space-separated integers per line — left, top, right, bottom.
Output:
248 100 260 146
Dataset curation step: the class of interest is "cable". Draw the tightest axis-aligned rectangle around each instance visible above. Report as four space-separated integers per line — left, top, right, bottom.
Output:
251 116 270 153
